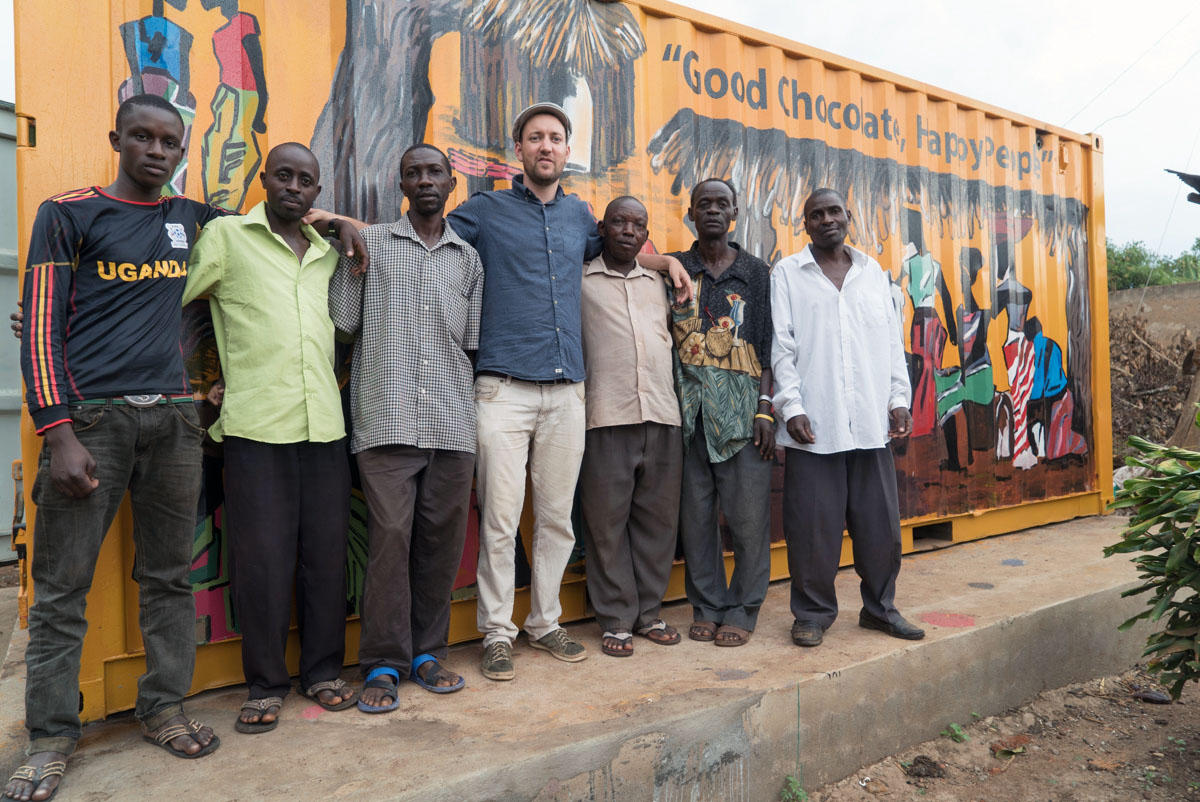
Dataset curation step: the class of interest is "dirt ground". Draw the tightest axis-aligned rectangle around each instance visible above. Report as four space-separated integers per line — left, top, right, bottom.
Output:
811 665 1199 801
1110 310 1197 469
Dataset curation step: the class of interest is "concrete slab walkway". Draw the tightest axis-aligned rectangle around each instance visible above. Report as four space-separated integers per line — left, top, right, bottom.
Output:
0 515 1149 801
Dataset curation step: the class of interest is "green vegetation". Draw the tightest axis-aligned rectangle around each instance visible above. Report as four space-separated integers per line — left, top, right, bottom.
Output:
1105 411 1200 699
1108 238 1200 291
940 722 969 743
779 775 808 801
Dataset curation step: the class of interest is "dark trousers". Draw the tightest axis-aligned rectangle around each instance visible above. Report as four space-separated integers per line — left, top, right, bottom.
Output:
26 403 203 754
224 437 350 699
678 427 772 631
579 422 682 633
356 445 474 676
782 446 903 628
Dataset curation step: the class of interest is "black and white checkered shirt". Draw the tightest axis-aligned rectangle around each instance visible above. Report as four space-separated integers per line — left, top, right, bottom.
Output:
329 216 484 454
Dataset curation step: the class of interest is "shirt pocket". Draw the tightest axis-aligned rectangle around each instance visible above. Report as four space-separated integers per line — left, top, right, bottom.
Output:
854 291 890 331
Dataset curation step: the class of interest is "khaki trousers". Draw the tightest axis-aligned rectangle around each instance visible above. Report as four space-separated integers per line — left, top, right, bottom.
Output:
474 376 586 645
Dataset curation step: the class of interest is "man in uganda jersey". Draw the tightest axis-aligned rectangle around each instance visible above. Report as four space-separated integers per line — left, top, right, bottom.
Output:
7 93 363 802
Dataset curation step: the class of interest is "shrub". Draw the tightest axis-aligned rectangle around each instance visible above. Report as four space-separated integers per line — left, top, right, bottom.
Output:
1105 410 1200 699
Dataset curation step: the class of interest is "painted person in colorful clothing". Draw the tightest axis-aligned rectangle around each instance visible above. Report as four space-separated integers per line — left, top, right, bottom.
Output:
579 197 683 658
772 188 924 649
183 143 363 733
670 178 776 648
9 94 223 802
328 144 484 711
199 0 268 212
446 102 691 681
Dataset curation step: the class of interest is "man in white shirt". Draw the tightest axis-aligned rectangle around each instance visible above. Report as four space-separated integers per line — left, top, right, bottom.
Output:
771 188 924 648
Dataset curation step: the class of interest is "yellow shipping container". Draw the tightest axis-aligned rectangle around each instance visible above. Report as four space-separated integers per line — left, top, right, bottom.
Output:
12 0 1111 720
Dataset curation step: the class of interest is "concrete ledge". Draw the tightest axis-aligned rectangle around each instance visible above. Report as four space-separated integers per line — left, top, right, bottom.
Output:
0 516 1149 800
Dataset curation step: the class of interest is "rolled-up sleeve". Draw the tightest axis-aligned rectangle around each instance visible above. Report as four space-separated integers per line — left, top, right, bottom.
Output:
328 253 365 336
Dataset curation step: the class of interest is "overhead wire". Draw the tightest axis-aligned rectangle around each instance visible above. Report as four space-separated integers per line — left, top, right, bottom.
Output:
1091 43 1200 131
1063 7 1196 127
1138 121 1200 308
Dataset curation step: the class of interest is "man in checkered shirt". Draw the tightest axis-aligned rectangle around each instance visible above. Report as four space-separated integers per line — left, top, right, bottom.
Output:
328 143 484 711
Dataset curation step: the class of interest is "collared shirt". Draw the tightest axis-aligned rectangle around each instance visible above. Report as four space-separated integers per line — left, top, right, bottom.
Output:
19 187 225 432
447 174 603 382
328 216 484 454
770 243 911 454
669 242 772 462
183 201 344 444
580 255 681 430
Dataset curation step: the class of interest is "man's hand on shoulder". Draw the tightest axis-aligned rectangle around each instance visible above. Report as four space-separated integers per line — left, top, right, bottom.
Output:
303 209 370 275
639 252 694 303
44 424 99 498
10 304 22 340
334 219 370 276
665 255 694 304
786 414 815 444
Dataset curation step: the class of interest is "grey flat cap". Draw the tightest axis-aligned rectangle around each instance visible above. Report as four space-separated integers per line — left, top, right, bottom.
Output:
511 102 572 142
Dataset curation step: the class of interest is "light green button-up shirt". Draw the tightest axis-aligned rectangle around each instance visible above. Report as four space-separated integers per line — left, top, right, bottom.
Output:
183 201 345 444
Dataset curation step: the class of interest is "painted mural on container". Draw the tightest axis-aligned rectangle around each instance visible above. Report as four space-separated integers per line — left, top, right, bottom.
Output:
116 0 1095 645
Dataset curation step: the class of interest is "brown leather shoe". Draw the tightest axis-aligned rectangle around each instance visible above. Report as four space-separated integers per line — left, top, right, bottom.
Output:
791 620 824 647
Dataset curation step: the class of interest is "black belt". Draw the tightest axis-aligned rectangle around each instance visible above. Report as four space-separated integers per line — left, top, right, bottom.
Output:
477 371 575 386
73 394 194 408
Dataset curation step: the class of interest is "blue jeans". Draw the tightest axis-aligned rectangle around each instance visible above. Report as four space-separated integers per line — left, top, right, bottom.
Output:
25 402 203 754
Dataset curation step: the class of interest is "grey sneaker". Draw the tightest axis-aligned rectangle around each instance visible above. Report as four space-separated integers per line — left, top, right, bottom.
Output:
481 640 515 680
529 628 588 662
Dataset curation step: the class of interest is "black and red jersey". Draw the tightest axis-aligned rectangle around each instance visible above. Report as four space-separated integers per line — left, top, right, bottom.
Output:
20 186 226 432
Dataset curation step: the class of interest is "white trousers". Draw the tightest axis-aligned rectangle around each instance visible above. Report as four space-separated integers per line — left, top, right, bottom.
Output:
473 375 586 645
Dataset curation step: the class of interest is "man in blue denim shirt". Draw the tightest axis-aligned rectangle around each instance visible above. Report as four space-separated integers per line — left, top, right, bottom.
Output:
448 102 689 681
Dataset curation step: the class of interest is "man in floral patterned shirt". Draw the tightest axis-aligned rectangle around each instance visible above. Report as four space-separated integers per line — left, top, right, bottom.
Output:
669 178 776 648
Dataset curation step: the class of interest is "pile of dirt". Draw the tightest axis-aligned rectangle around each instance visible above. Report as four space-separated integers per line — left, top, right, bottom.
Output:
812 665 1200 801
1110 311 1197 469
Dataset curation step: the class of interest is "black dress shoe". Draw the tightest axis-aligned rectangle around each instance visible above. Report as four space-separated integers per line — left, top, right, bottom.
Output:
859 610 925 640
791 620 824 647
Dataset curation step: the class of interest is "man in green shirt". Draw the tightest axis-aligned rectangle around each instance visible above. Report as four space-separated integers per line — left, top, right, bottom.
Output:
184 142 357 734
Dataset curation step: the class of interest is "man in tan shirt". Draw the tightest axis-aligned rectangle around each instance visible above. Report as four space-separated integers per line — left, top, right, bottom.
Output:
579 197 683 657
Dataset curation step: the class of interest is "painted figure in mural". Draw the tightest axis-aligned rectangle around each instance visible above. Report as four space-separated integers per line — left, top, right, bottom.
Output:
310 0 645 221
7 95 223 802
1025 318 1090 461
772 188 923 649
993 237 1039 469
578 196 683 658
327 144 483 712
200 0 268 212
939 247 996 466
183 143 365 732
445 102 690 681
118 0 196 196
671 179 776 649
895 212 953 444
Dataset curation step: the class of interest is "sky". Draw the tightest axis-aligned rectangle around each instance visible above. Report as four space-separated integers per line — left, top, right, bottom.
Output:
2 0 1198 254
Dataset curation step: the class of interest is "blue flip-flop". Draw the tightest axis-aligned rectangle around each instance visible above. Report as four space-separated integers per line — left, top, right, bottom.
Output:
357 667 401 713
409 654 465 694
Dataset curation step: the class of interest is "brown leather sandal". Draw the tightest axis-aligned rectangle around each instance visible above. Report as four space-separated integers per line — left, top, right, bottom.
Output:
714 624 752 647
